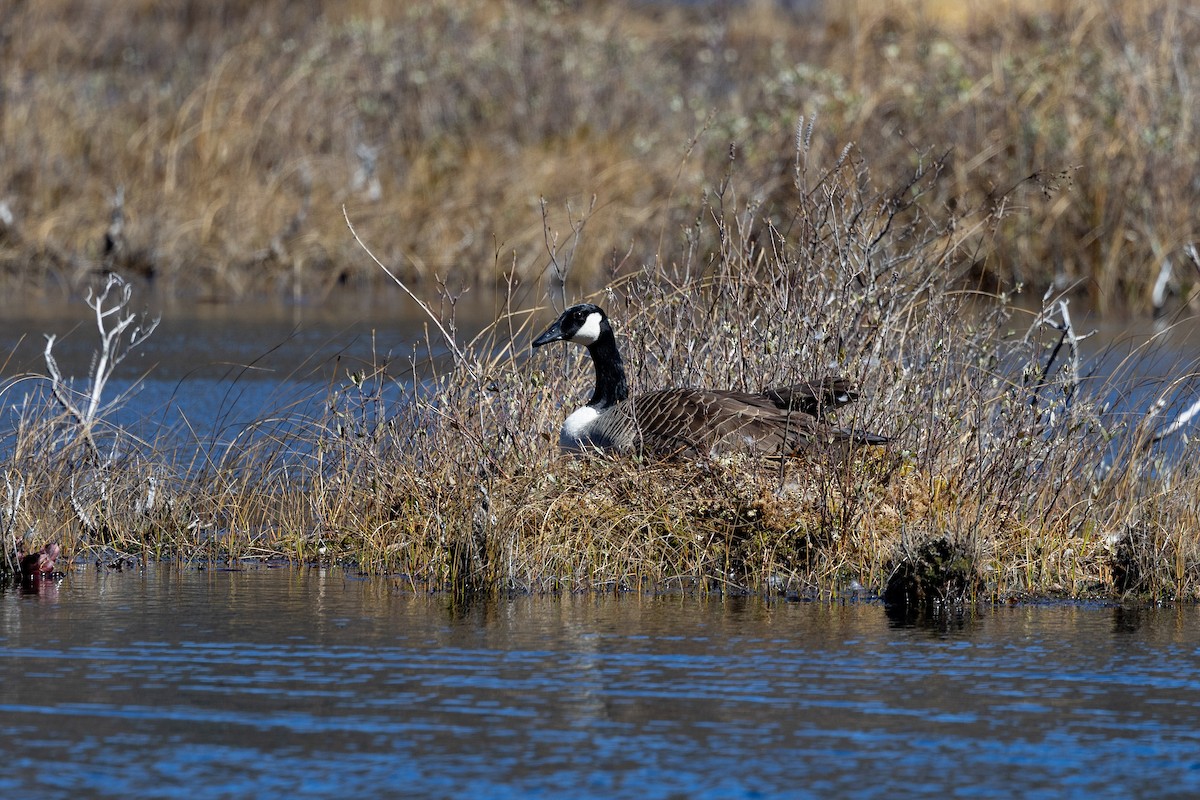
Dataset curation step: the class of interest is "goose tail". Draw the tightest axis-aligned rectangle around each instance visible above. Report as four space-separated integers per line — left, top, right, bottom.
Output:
764 377 858 417
846 429 889 446
817 427 889 447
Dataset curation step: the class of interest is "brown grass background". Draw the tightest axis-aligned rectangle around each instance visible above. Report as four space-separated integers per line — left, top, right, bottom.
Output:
2 0 1197 310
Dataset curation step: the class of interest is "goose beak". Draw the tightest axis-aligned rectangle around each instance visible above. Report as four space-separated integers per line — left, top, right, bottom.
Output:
532 319 565 349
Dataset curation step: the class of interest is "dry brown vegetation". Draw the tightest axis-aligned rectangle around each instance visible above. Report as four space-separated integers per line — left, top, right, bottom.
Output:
1 0 1198 311
4 133 1200 607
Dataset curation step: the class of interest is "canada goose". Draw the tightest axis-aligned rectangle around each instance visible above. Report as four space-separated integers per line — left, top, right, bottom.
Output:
532 303 888 458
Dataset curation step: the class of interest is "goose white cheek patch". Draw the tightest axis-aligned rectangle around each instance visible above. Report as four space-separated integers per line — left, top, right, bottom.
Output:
570 312 603 345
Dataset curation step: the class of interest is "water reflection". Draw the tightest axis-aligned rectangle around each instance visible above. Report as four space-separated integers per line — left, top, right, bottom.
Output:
2 567 1199 799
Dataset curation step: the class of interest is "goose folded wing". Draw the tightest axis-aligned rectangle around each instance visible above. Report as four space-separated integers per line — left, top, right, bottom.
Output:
630 389 823 457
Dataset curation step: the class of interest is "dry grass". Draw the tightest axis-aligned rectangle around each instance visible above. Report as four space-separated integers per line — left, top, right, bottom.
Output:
4 133 1200 606
1 0 1198 312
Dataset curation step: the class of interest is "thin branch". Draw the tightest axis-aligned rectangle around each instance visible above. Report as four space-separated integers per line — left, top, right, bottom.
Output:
343 206 470 373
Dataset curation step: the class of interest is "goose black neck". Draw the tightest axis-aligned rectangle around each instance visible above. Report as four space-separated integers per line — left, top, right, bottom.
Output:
586 328 628 409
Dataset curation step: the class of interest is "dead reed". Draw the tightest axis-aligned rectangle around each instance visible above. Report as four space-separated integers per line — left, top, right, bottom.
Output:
2 0 1197 313
4 135 1199 606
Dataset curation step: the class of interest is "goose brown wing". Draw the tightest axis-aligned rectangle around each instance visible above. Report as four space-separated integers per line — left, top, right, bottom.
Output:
628 388 828 457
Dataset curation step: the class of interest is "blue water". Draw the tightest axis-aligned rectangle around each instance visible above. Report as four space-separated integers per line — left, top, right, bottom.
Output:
0 300 457 466
2 567 1199 799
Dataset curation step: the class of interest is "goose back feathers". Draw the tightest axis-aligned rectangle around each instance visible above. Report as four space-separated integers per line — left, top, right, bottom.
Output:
533 304 887 459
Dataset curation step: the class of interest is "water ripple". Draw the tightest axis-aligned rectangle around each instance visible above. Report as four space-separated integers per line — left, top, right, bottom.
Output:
3 569 1200 799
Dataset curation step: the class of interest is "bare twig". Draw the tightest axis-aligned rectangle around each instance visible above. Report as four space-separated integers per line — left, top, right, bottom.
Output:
43 274 159 454
342 206 470 373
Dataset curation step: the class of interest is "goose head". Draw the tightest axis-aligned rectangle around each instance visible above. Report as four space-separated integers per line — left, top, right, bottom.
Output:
533 303 629 414
532 303 610 349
